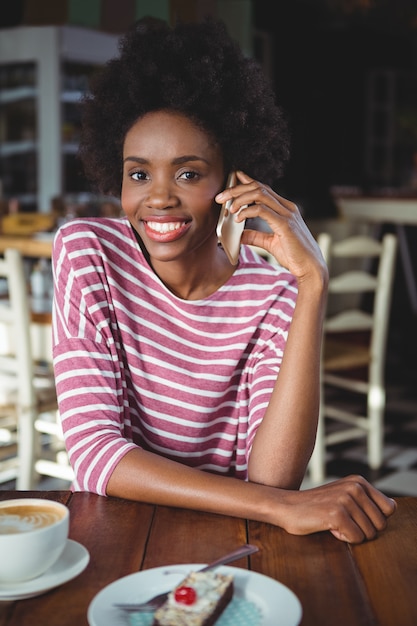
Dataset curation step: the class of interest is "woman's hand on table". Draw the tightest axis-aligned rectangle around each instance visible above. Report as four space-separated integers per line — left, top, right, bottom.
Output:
277 474 397 543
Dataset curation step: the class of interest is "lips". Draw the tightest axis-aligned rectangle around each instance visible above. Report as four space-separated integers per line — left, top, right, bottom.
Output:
143 218 191 242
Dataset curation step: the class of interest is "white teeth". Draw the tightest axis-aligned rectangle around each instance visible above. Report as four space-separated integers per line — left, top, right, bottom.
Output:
147 221 183 233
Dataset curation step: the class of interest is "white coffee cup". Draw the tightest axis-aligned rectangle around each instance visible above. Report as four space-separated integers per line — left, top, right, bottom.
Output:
0 498 69 583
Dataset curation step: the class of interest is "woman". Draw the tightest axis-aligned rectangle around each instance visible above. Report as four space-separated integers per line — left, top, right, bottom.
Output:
52 17 395 543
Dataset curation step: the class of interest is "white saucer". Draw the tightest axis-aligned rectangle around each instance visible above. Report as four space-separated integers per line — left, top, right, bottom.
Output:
0 539 89 601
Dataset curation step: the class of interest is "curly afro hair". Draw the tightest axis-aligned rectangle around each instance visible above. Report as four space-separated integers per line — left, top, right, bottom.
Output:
79 16 290 197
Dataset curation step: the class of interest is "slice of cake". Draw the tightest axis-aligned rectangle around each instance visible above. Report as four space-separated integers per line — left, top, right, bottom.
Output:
152 570 234 626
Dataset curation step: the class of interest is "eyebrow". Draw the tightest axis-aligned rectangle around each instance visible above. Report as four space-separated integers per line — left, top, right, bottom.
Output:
123 155 210 165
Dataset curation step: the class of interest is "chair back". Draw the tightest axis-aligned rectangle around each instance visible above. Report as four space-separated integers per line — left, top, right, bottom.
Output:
318 232 397 383
308 230 398 484
0 248 72 489
0 249 35 484
0 249 35 406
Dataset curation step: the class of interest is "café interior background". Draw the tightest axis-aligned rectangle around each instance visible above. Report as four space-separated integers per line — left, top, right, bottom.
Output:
1 1 416 492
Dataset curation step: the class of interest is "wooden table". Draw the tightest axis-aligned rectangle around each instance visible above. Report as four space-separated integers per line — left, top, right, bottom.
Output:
0 492 416 626
0 236 53 258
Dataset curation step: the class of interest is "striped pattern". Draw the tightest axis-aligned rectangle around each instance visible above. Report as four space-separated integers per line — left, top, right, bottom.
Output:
52 217 297 495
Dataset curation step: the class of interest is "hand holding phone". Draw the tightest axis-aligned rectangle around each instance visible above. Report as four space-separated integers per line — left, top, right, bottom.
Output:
216 172 246 265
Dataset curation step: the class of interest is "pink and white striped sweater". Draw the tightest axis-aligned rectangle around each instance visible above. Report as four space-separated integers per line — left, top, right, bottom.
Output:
52 217 297 494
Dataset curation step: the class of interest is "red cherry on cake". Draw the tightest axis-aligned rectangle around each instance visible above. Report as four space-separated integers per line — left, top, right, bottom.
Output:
174 585 197 605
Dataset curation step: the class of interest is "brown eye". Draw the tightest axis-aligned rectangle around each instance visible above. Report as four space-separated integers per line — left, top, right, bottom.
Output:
130 171 147 181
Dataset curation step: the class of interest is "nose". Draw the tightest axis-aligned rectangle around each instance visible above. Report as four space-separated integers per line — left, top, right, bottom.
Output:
146 178 178 210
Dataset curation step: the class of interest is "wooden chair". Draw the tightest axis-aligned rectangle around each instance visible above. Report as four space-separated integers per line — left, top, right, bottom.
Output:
308 231 398 484
0 248 73 488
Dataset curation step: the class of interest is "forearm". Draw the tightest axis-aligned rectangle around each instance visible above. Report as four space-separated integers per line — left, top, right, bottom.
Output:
105 447 396 545
248 273 328 488
106 447 280 522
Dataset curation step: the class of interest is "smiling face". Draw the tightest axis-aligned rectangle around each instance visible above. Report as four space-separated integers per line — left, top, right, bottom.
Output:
121 110 225 267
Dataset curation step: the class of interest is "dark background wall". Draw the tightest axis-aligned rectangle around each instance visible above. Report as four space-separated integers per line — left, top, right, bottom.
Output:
253 0 417 218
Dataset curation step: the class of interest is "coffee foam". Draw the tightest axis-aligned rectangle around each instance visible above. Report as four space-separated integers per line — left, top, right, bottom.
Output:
0 504 64 534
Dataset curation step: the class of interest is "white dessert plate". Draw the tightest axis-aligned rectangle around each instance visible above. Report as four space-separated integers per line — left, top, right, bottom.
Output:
87 563 302 626
0 539 89 601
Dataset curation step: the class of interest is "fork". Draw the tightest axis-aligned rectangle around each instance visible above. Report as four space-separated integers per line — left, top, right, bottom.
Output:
113 543 259 613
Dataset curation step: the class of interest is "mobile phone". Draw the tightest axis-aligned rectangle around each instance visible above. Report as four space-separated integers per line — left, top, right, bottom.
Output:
216 172 246 265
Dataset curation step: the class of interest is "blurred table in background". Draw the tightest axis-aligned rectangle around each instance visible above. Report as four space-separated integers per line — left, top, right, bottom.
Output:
0 212 55 259
335 196 417 226
0 235 53 258
333 194 417 314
